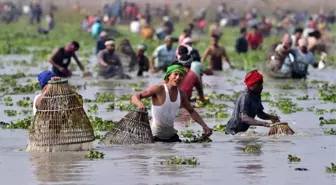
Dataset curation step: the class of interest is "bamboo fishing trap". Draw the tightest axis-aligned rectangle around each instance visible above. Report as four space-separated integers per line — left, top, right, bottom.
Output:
268 122 295 136
27 78 95 152
99 110 154 145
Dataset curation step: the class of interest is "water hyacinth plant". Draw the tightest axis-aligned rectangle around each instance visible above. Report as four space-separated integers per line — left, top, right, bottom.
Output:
243 145 261 153
326 163 336 173
88 116 116 131
288 155 301 162
324 128 336 135
319 117 336 125
2 117 32 129
161 156 200 165
212 124 226 132
84 151 105 159
180 129 212 143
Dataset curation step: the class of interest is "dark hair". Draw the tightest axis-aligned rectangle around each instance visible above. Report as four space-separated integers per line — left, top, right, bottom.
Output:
71 41 80 49
179 54 193 68
178 45 189 56
240 27 247 34
294 28 303 34
211 34 219 40
183 28 190 33
308 30 321 39
252 25 258 29
169 61 184 67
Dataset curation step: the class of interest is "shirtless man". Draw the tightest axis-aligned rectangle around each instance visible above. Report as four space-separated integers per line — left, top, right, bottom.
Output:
132 62 212 142
201 34 234 71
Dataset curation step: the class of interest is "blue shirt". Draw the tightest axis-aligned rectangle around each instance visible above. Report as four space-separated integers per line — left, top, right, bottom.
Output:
91 22 102 37
152 44 176 68
281 49 316 75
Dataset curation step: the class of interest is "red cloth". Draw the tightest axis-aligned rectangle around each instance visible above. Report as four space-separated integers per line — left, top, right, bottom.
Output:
247 32 263 49
244 70 263 87
180 69 201 99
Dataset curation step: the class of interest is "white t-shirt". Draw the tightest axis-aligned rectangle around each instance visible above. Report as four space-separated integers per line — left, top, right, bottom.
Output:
130 21 141 33
33 93 42 115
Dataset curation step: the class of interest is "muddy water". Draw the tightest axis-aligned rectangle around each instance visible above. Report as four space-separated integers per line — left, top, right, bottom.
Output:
0 57 335 185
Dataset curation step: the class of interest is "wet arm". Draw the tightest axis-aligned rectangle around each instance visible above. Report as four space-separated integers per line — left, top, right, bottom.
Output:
257 111 273 120
181 91 208 129
97 51 108 66
49 49 62 70
201 47 210 64
195 80 204 101
222 48 233 68
241 113 267 126
73 53 84 71
131 85 160 108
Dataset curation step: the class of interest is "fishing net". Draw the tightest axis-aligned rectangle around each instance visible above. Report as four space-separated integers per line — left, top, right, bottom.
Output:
27 78 95 152
268 122 295 136
99 110 154 145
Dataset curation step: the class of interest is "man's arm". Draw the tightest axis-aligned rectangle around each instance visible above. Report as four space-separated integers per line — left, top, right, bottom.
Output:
241 113 269 126
73 53 85 71
222 47 233 68
180 90 212 136
97 51 108 67
201 47 210 64
131 85 160 110
49 49 63 71
194 79 204 101
239 95 269 127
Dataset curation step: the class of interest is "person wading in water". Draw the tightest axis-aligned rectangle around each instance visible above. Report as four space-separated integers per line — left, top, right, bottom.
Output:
226 70 280 135
132 62 212 142
201 34 234 71
49 41 87 77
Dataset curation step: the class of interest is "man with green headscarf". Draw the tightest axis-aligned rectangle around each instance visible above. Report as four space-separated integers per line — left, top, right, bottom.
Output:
132 62 212 142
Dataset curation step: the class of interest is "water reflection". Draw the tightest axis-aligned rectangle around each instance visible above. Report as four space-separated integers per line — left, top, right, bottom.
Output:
29 152 91 185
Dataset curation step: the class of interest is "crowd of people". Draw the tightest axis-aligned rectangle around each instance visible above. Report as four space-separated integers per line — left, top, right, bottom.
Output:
3 1 336 140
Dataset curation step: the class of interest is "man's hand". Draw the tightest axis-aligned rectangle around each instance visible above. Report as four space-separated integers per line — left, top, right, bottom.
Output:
150 67 158 73
137 102 147 111
270 115 281 123
263 122 271 127
100 62 108 68
203 126 213 137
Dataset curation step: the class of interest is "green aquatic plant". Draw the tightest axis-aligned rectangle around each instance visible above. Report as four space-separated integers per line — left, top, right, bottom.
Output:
180 129 212 143
95 93 115 103
296 95 309 100
288 155 301 162
325 163 336 173
4 110 18 117
278 84 296 90
269 98 303 114
213 124 226 132
316 108 336 115
324 128 336 135
261 92 271 102
95 134 103 140
16 97 32 107
306 106 315 112
180 129 195 138
161 156 200 165
106 103 115 111
202 111 230 119
3 117 32 129
88 104 99 114
319 117 336 125
318 83 336 103
88 116 116 131
243 145 261 153
84 151 105 159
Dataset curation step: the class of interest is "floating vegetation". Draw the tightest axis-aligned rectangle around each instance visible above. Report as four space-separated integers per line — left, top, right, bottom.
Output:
269 98 303 114
84 151 105 159
95 134 103 140
319 117 336 125
180 129 212 143
243 145 261 153
296 95 309 100
88 104 99 114
324 128 336 135
306 106 315 112
202 111 230 119
315 108 336 115
213 124 226 132
288 155 301 162
4 110 18 117
2 117 32 129
326 163 336 173
88 116 116 131
16 97 32 107
209 91 240 102
318 83 336 103
161 156 200 165
261 92 271 102
3 96 13 106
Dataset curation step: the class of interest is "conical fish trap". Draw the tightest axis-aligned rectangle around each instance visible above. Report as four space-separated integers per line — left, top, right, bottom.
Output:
99 110 154 145
27 79 95 152
268 122 295 136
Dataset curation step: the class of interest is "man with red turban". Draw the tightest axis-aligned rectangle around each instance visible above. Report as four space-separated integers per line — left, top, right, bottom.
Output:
226 70 280 135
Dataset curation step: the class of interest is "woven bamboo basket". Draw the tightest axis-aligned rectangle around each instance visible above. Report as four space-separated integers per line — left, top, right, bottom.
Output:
26 79 95 152
268 122 295 136
99 110 154 145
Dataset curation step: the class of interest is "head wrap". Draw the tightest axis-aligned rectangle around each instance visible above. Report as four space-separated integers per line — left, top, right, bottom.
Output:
100 31 108 38
182 37 193 45
105 40 115 46
244 70 263 88
137 44 147 51
38 70 56 89
178 54 193 66
164 64 187 80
